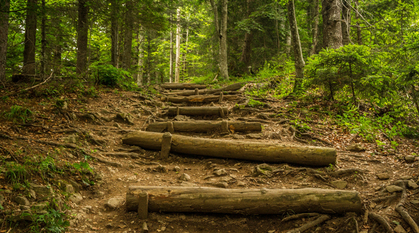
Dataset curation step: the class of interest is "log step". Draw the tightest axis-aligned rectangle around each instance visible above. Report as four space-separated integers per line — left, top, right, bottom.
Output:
166 107 228 116
161 94 239 103
122 131 337 166
126 186 362 216
146 120 261 133
165 82 245 96
161 83 207 90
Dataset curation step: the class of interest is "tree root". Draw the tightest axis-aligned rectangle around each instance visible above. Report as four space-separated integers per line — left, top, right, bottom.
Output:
286 214 330 233
371 193 398 203
368 213 394 233
281 213 320 222
345 216 359 233
395 181 419 233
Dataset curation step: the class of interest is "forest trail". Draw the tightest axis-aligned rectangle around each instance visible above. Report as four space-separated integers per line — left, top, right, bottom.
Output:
0 83 418 233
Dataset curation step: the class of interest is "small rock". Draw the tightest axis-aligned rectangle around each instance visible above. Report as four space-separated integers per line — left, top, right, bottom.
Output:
252 164 273 177
386 185 403 193
173 166 181 172
14 196 30 206
394 224 407 233
64 184 75 194
94 191 105 198
30 183 53 200
155 165 167 173
213 169 228 177
174 115 190 121
405 155 416 163
376 173 391 180
68 180 82 192
346 144 365 152
69 193 83 204
32 201 49 212
237 181 246 187
209 182 228 188
246 133 263 139
331 180 348 189
179 173 191 181
408 180 418 189
27 189 36 199
115 113 135 124
105 197 124 210
232 134 245 140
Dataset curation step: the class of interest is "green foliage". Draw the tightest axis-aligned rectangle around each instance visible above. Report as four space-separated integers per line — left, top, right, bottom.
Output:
248 98 266 108
95 64 125 87
4 105 33 123
27 205 69 233
5 162 29 184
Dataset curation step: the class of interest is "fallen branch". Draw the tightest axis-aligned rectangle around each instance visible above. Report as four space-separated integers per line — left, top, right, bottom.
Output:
281 213 320 222
286 214 330 233
0 71 54 98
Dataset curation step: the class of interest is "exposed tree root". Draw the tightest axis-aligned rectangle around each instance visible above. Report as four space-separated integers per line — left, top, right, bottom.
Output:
345 216 359 233
286 214 330 233
368 213 394 233
281 213 320 222
395 181 419 233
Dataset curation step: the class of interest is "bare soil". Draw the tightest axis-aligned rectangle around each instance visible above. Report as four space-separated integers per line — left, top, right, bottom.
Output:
0 84 418 233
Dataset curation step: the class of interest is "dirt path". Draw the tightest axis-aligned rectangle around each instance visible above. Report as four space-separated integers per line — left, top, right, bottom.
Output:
1 85 418 233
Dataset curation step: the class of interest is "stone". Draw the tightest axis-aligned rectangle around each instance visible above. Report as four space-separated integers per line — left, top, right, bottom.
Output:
237 181 246 187
27 189 36 199
394 224 407 233
68 180 82 192
69 193 83 204
179 173 191 181
173 166 181 172
376 173 391 180
64 184 75 194
232 134 245 140
155 165 168 173
252 164 273 177
14 196 30 206
386 185 403 193
246 133 263 139
63 135 78 144
331 180 348 189
30 183 53 200
405 155 416 163
213 169 228 177
346 144 366 152
408 180 418 189
209 182 228 188
115 113 134 125
105 197 124 210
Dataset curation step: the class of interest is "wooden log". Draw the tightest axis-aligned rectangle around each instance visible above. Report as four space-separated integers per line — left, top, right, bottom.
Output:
161 83 207 90
137 192 148 219
166 107 228 116
166 83 245 96
161 94 239 103
122 131 337 166
125 186 362 214
160 132 172 159
146 121 262 133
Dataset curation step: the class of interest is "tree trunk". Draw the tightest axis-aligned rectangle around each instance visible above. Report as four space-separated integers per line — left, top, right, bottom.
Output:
146 120 261 133
166 106 228 116
285 20 291 56
146 34 151 85
136 26 144 86
169 13 173 83
165 82 244 96
219 0 229 80
122 131 337 166
342 0 351 45
0 0 10 82
182 16 190 80
23 0 38 75
126 186 362 215
322 0 343 49
110 0 119 67
287 0 305 93
40 0 46 79
174 8 181 83
161 83 207 90
354 0 362 45
210 0 220 73
239 0 253 74
123 0 134 70
76 0 89 76
310 0 320 55
161 94 239 103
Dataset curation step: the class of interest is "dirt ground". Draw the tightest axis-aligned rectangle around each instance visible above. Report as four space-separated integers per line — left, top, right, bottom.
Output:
0 84 419 233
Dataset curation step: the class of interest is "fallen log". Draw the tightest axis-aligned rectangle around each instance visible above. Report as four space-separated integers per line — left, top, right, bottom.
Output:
160 83 207 90
166 107 228 116
126 186 362 215
161 94 239 103
122 131 337 166
166 82 245 96
146 120 261 133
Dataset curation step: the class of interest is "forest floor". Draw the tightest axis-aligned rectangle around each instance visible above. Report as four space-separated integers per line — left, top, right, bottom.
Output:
0 82 419 233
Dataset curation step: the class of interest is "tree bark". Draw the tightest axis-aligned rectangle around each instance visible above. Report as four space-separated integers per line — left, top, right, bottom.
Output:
23 0 38 75
161 94 239 103
122 131 337 166
310 0 320 55
76 0 89 76
239 0 253 74
174 8 181 83
219 0 229 80
40 0 46 79
287 0 305 93
166 106 228 116
136 26 144 86
322 0 343 49
342 0 351 45
146 120 261 133
123 0 134 70
110 0 119 67
161 83 207 89
126 186 362 214
0 0 10 82
285 20 291 56
354 0 362 45
169 13 173 83
182 17 190 80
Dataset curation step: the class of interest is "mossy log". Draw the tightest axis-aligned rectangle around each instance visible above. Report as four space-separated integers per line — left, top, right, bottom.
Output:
126 186 362 215
146 120 261 133
166 83 245 96
166 107 228 116
161 94 239 103
122 131 337 166
160 83 207 90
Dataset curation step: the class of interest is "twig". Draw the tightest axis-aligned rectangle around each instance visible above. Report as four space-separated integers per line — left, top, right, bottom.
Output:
286 214 330 233
0 71 54 98
368 213 394 233
281 213 320 222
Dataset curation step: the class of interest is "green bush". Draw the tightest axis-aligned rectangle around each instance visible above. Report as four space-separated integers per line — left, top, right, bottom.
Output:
4 105 33 123
95 64 132 87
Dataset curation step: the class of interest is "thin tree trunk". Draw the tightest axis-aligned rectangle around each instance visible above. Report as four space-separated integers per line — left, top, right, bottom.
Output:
123 0 134 70
182 15 190 81
146 34 151 85
354 0 362 44
275 2 280 52
310 0 319 55
110 0 119 67
239 0 253 74
342 0 351 45
23 0 38 75
285 20 291 56
175 8 181 83
322 0 343 49
0 0 10 82
136 26 144 86
288 0 305 93
40 0 46 79
76 0 89 76
53 11 62 76
169 13 173 83
219 0 229 80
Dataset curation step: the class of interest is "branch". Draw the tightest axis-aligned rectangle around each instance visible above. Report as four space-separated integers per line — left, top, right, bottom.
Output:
0 71 54 99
